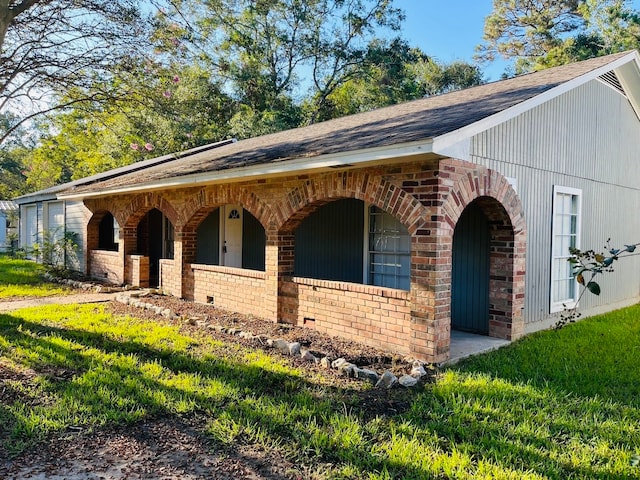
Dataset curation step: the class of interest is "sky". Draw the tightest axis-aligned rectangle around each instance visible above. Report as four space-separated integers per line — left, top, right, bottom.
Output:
399 0 640 81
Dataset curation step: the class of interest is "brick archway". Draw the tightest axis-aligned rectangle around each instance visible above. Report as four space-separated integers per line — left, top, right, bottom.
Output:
120 193 179 230
178 185 270 264
440 161 526 348
273 171 427 235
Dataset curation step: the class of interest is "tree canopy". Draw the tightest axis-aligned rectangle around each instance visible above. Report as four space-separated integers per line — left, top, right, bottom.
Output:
1 0 486 197
478 0 640 74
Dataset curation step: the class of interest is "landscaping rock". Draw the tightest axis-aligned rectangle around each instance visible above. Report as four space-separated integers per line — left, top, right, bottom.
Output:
338 363 357 377
288 342 301 356
354 368 379 384
375 371 398 389
331 358 348 369
320 357 331 369
272 339 290 355
411 361 427 378
300 349 317 362
398 375 418 388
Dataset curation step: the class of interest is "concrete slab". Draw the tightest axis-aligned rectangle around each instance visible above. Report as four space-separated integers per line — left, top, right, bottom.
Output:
445 330 511 365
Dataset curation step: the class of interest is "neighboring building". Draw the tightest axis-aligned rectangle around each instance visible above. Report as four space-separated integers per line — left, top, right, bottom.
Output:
19 51 640 363
0 200 17 252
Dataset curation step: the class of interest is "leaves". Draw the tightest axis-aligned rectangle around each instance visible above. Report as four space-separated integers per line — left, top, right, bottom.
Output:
586 281 601 296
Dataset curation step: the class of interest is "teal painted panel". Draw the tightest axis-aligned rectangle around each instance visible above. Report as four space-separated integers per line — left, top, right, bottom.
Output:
242 211 266 271
295 199 364 283
196 209 220 264
451 203 490 333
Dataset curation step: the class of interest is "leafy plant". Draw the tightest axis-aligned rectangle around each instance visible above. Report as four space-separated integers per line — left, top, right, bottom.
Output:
558 239 639 328
29 229 79 277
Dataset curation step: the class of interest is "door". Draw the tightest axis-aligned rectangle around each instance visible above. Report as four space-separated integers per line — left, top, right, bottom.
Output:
222 205 242 267
47 202 65 243
451 203 490 334
24 205 38 250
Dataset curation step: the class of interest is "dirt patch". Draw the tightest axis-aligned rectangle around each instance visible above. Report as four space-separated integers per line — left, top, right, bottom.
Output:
0 415 302 480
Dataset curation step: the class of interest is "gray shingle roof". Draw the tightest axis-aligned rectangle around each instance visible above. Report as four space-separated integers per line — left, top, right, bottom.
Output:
56 51 634 196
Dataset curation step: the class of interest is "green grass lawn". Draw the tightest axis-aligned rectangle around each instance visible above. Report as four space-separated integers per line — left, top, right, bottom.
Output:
0 257 71 298
1 302 639 479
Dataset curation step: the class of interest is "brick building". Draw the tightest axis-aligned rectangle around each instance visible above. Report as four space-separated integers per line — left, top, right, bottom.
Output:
17 51 640 363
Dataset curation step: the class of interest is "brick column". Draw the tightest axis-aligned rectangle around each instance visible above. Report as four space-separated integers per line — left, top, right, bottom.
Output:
409 225 451 364
271 231 296 323
263 230 280 322
122 225 137 285
179 227 197 300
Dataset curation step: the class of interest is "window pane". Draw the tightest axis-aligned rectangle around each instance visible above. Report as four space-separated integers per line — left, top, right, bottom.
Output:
368 206 410 290
551 188 580 307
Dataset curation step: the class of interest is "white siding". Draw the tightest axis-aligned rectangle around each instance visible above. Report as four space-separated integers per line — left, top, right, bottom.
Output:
65 201 91 272
470 79 640 328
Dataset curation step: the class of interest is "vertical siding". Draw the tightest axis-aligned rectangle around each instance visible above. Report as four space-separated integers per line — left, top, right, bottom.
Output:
242 211 266 271
65 201 91 272
470 79 640 326
295 199 364 283
196 209 220 265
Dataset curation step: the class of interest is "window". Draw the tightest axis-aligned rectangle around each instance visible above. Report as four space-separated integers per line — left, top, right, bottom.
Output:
368 206 410 290
98 213 119 251
550 186 582 312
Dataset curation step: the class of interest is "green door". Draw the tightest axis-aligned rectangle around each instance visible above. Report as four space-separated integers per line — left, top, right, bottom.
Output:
451 203 490 334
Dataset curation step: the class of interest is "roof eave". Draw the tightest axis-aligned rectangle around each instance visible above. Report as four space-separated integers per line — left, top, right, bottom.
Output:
58 139 437 200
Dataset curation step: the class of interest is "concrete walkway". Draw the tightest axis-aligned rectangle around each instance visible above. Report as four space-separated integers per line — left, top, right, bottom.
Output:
0 292 120 313
446 330 511 364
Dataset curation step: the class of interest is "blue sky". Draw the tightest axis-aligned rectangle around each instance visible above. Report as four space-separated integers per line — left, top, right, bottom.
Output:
399 0 640 80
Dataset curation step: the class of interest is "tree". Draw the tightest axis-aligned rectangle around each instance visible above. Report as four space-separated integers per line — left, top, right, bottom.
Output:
477 0 640 74
23 62 235 192
309 40 484 121
158 0 405 130
0 0 158 144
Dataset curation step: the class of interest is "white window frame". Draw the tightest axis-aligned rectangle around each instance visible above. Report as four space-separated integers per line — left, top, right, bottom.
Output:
550 185 582 313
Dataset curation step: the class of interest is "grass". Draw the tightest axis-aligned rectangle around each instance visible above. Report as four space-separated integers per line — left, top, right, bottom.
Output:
0 256 638 478
0 256 71 298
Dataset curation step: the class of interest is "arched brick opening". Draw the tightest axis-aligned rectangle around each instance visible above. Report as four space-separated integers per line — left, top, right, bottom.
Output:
274 171 426 235
177 187 271 304
272 171 427 354
115 194 179 288
84 201 127 284
441 165 526 350
273 171 426 287
179 186 270 265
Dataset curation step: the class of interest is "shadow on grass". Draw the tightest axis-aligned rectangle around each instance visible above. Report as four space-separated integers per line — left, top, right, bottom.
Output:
1 308 639 479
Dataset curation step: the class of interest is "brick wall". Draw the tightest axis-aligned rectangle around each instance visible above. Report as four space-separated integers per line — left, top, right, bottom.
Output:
89 250 123 284
159 259 179 296
284 277 412 354
190 263 267 318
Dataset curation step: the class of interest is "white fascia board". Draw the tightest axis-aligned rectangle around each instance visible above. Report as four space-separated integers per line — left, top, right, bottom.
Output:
59 139 435 200
432 51 640 159
615 58 640 120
